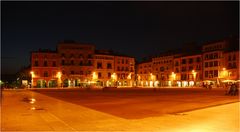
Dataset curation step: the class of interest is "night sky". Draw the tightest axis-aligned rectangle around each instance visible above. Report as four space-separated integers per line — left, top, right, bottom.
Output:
2 2 239 75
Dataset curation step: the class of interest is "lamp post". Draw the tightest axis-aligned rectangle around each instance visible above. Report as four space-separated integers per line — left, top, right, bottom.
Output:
57 72 62 87
111 73 117 86
127 73 132 86
171 72 176 87
30 71 35 88
192 70 197 86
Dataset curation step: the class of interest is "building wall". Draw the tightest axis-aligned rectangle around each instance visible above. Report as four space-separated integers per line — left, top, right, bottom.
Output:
174 54 202 87
31 52 60 88
94 54 115 86
202 41 227 82
136 61 154 86
31 43 135 88
114 56 135 86
222 51 240 81
152 55 174 86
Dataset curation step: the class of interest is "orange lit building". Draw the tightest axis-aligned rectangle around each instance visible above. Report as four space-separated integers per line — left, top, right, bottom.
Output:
93 51 115 87
57 41 95 87
31 50 60 88
114 55 135 87
221 44 239 83
152 52 180 87
174 54 202 87
136 60 154 87
30 41 135 88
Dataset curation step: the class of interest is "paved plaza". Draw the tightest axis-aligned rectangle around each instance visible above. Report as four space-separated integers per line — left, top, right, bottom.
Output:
1 88 239 131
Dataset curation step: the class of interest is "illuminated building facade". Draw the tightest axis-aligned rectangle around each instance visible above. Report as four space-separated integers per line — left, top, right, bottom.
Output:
152 52 180 87
114 55 135 87
94 52 115 87
136 37 239 87
136 60 155 87
174 54 202 87
31 51 60 88
30 41 135 88
221 46 239 83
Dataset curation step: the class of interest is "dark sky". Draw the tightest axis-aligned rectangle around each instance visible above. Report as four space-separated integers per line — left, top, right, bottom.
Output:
2 2 239 74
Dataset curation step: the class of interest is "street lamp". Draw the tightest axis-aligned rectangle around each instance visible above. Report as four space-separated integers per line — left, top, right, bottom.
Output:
111 73 117 86
56 72 62 87
30 71 35 88
192 70 197 86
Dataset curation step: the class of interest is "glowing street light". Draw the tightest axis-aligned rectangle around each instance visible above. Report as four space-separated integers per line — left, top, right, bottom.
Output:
127 73 132 80
192 70 197 80
30 71 35 88
111 73 117 86
92 72 98 80
56 72 62 87
171 72 176 81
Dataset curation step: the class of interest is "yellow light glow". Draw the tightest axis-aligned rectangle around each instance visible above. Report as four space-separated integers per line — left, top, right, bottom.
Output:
57 72 62 79
171 72 176 80
111 73 117 81
127 73 132 80
92 72 98 80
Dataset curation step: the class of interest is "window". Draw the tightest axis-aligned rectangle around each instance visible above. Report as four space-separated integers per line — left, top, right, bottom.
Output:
209 62 213 67
175 61 179 66
233 54 236 60
126 60 129 64
125 67 129 71
188 58 193 64
88 60 92 66
108 73 111 78
196 57 201 62
98 72 102 78
88 54 92 58
44 71 48 77
205 71 208 78
228 63 232 68
71 60 74 65
209 54 213 59
44 61 48 67
228 55 231 61
122 59 124 64
52 61 56 67
79 54 83 58
176 68 179 73
214 61 218 66
160 67 164 71
34 61 39 66
79 61 83 66
62 60 65 65
71 71 74 74
233 62 237 68
214 70 218 77
61 53 65 57
117 66 120 71
213 53 218 59
121 67 124 71
181 59 186 64
209 71 213 78
97 62 102 69
205 62 208 68
181 67 186 72
107 63 112 69
205 55 208 60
